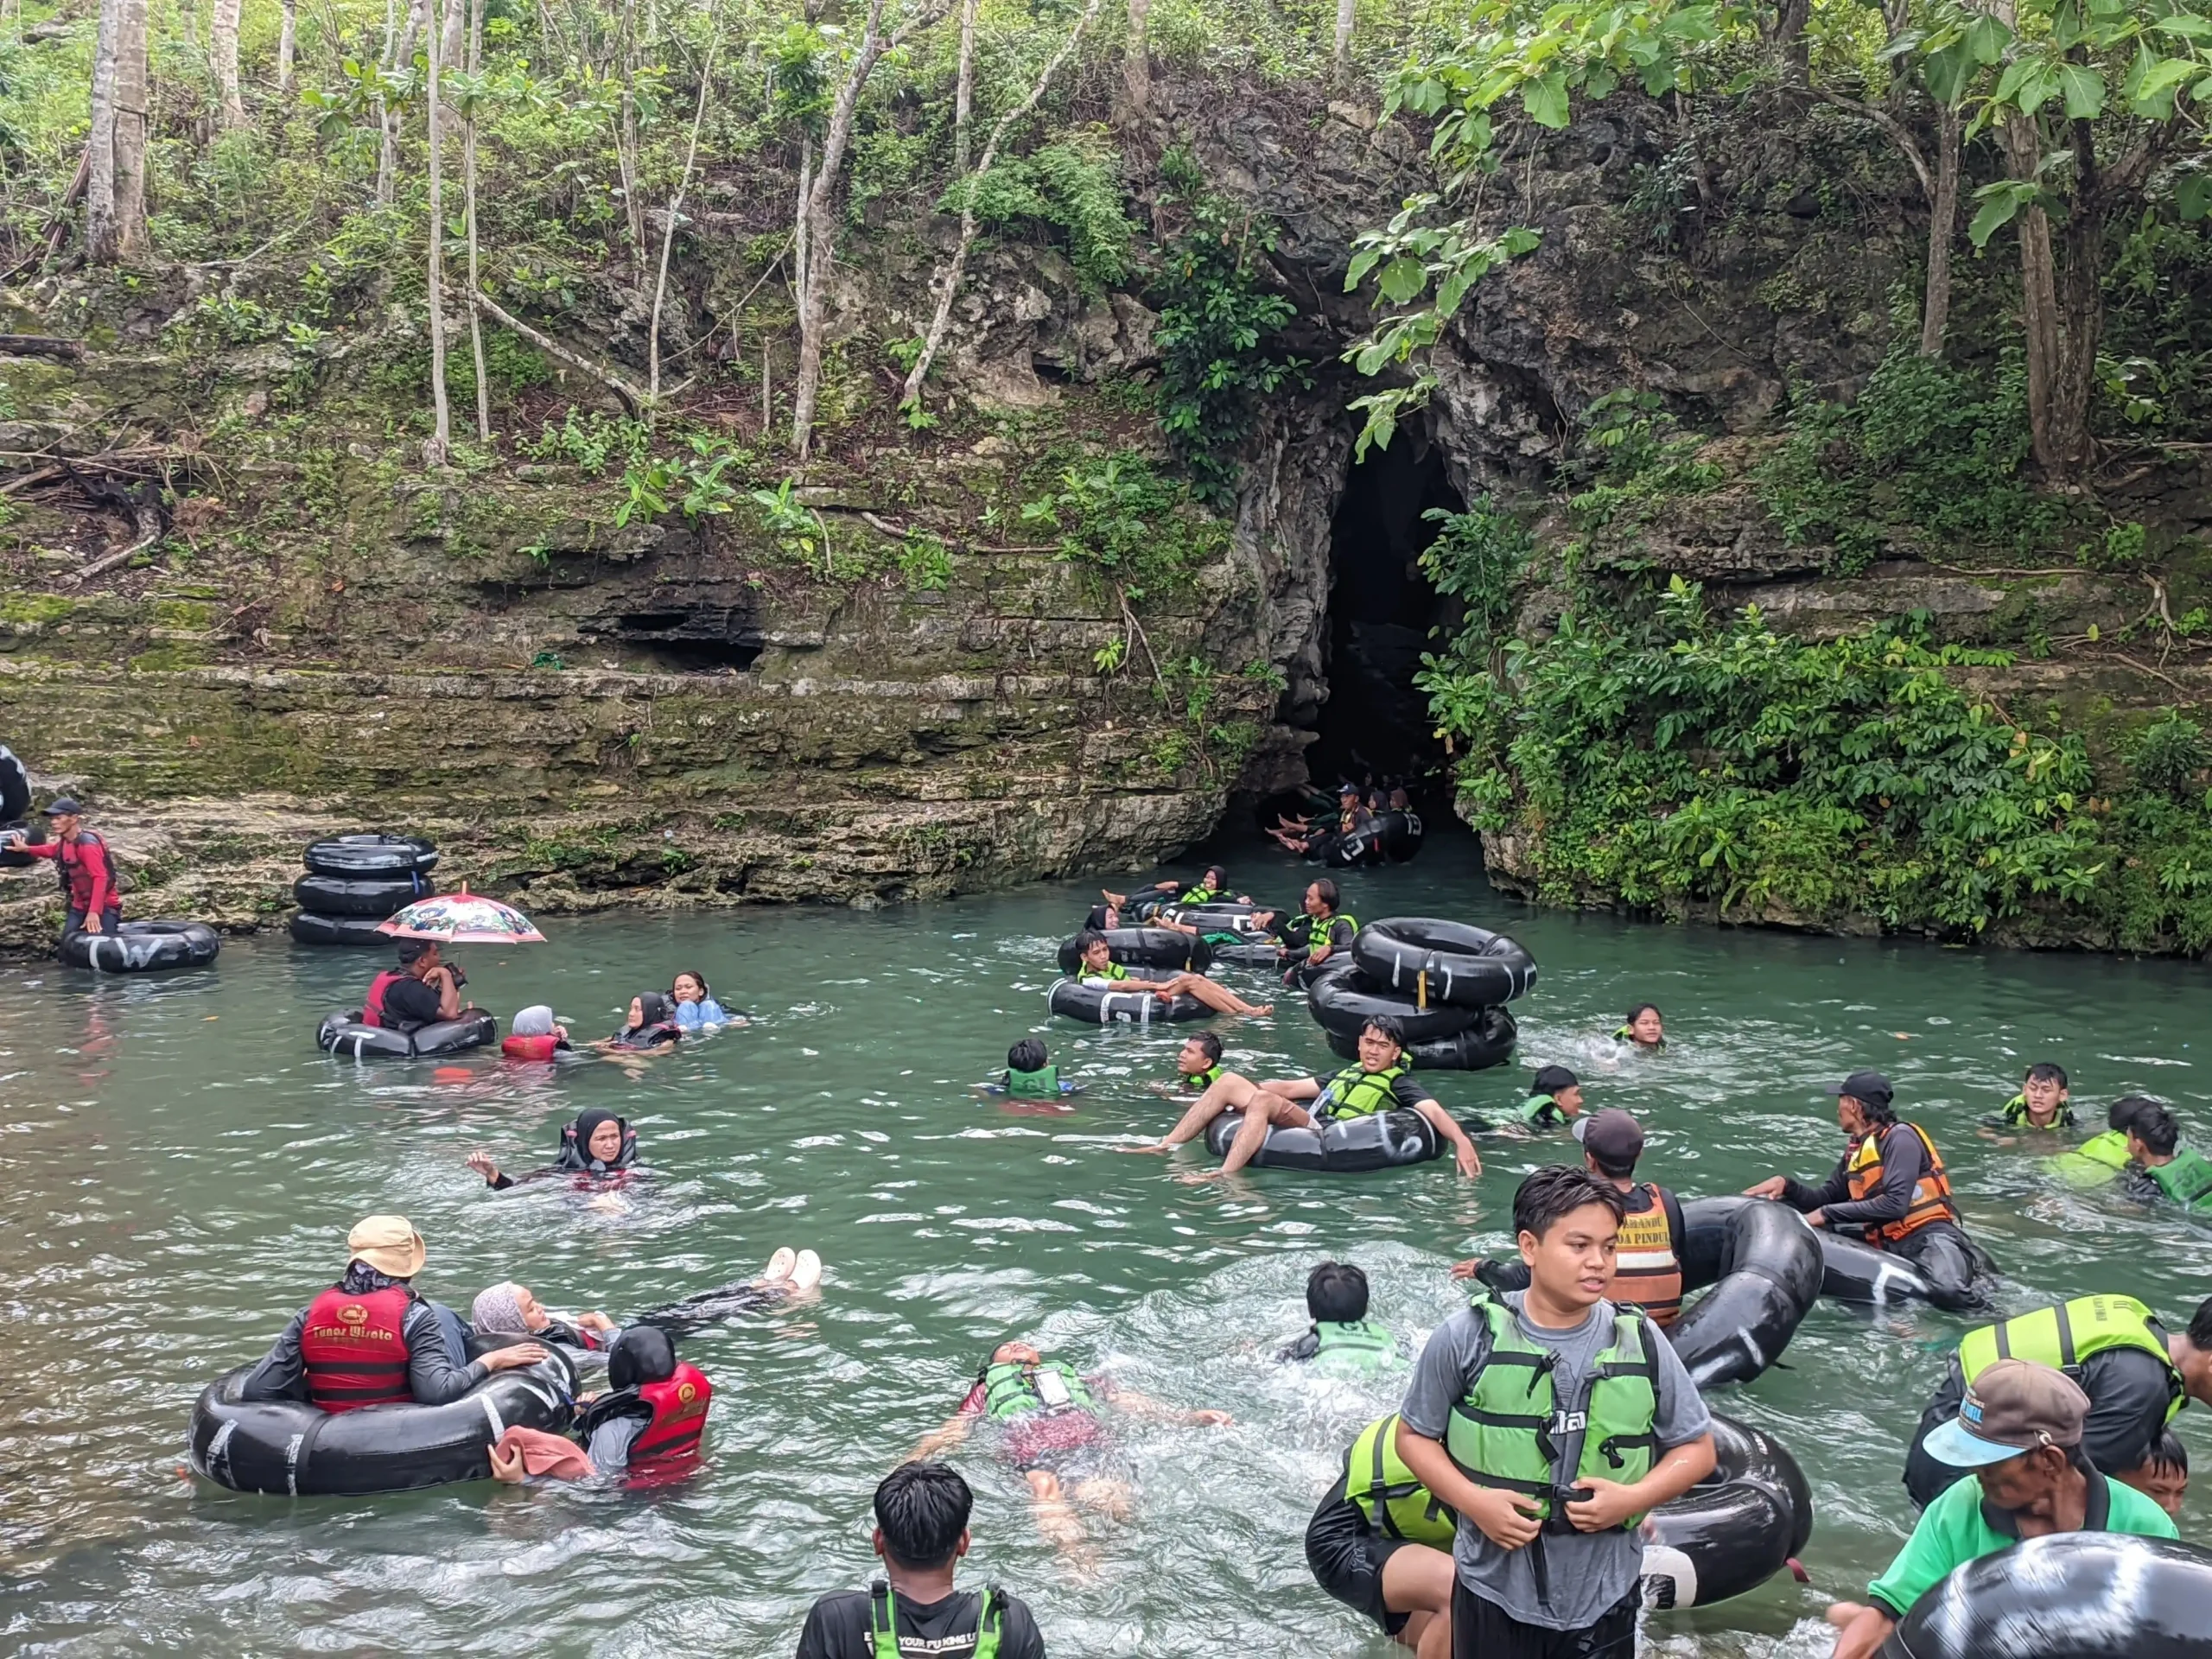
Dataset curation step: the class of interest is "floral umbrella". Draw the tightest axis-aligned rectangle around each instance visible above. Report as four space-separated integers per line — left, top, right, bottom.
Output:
375 887 547 944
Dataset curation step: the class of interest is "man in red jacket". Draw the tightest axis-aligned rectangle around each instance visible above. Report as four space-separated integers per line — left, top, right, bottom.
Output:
5 798 119 937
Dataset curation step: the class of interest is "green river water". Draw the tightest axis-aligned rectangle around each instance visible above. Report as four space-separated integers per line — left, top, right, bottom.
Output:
1 829 2207 1656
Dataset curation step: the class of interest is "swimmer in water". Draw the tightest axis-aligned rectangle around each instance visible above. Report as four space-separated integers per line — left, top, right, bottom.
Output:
1147 1032 1225 1099
1071 931 1273 1018
1276 1262 1401 1374
908 1340 1231 1564
2117 1428 2189 1518
1615 1003 1664 1049
468 1109 637 1189
598 992 683 1052
1984 1061 2075 1137
987 1036 1084 1103
627 1247 825 1338
1511 1065 1585 1132
670 970 743 1030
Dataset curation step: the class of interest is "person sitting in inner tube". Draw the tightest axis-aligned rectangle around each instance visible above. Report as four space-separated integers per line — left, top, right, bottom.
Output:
2120 1427 2189 1517
1824 1359 2178 1659
1123 1014 1482 1181
908 1339 1231 1563
468 1108 638 1190
489 1325 713 1483
1614 1003 1664 1050
1744 1069 1982 1291
1395 1166 1717 1659
364 938 470 1033
1147 1031 1225 1099
2123 1101 2212 1217
794 1461 1048 1659
4 797 120 938
240 1213 549 1411
501 1004 575 1062
1252 878 1355 986
598 992 682 1052
1070 930 1273 1018
1900 1292 2212 1511
1278 1261 1401 1374
1453 1109 1686 1329
1306 1408 1458 1653
1510 1065 1585 1133
472 1281 620 1352
1982 1060 2075 1138
2047 1094 2162 1188
1101 864 1243 912
669 970 741 1030
986 1036 1084 1101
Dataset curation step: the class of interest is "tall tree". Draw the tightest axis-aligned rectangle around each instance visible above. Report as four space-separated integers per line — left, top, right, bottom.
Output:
649 3 722 404
426 0 452 462
1122 0 1149 115
86 0 124 260
462 0 490 440
278 0 300 93
1333 0 1357 76
213 0 245 125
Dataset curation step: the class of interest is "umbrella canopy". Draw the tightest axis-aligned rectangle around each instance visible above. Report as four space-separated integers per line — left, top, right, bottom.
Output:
376 890 546 944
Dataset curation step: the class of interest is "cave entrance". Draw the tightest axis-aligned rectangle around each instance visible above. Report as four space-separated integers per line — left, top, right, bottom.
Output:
1307 433 1463 794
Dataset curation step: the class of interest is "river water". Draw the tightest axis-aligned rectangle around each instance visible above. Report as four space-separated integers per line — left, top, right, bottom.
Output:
0 829 2205 1655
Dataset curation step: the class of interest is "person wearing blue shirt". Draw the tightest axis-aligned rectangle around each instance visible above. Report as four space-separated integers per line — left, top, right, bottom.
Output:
671 970 740 1029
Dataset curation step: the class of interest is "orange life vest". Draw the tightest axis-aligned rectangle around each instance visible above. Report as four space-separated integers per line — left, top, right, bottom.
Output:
300 1284 414 1412
1846 1121 1958 1243
1609 1182 1682 1326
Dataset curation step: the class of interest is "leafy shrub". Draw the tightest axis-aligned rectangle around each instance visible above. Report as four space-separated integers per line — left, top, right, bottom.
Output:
958 131 1135 292
2130 712 2208 799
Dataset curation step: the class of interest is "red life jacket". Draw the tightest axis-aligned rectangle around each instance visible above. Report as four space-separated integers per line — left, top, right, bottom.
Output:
55 831 115 912
630 1363 713 1465
300 1284 414 1412
362 971 405 1029
502 1033 561 1061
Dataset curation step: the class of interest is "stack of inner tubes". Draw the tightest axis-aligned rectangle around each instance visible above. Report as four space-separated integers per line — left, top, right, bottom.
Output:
291 835 439 946
1304 918 1535 1071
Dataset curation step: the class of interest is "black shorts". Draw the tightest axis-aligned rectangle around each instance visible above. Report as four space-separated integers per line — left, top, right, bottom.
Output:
1452 1581 1637 1659
1306 1491 1411 1637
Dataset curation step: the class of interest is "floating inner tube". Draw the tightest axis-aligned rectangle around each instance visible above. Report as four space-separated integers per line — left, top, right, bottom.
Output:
293 871 435 918
302 834 440 879
1351 918 1537 1007
1160 901 1275 936
317 1007 498 1058
1879 1533 2212 1658
1054 927 1215 976
0 816 48 869
59 919 220 973
187 1351 576 1496
1815 1227 1996 1313
0 744 29 823
1324 829 1384 868
290 910 393 947
1672 1198 1824 1389
1641 1414 1814 1610
1203 1107 1442 1173
1046 978 1209 1025
1306 958 1481 1045
1324 1007 1517 1071
1211 938 1289 969
1375 809 1425 862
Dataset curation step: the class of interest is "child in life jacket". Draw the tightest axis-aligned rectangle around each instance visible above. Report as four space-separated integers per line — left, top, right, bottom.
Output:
488 1325 711 1484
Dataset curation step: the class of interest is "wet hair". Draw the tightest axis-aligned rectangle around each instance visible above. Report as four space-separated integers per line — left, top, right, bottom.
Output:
671 969 711 1001
2184 1297 2212 1353
1855 1092 1897 1126
2145 1427 2190 1478
2024 1061 2068 1089
1626 1003 1661 1025
1186 1031 1224 1064
1074 929 1109 957
1310 877 1341 912
1530 1065 1580 1096
1361 1014 1406 1050
2109 1094 2164 1133
1514 1165 1626 1242
607 1325 677 1391
1306 1261 1370 1323
1007 1037 1049 1073
874 1461 975 1571
2132 1103 2182 1158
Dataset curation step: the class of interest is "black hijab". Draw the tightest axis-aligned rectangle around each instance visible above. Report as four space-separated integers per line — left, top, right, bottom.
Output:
559 1108 637 1172
607 1324 677 1392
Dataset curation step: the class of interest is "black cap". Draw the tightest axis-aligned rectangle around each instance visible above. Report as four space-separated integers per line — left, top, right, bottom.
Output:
1826 1069 1893 1107
396 938 435 963
1573 1108 1644 1171
1531 1064 1580 1096
43 797 82 816
1338 782 1359 794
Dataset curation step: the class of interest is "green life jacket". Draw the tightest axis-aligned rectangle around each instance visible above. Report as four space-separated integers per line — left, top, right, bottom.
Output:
1004 1064 1058 1099
1313 1061 1405 1122
2145 1147 2212 1214
1346 1413 1459 1548
2001 1093 2076 1130
1084 960 1130 982
1306 911 1357 960
870 1581 1001 1659
1310 1319 1399 1372
1181 1063 1223 1093
1958 1294 2183 1424
1179 885 1221 904
1520 1094 1568 1128
980 1359 1094 1421
2049 1128 2133 1188
1444 1297 1661 1528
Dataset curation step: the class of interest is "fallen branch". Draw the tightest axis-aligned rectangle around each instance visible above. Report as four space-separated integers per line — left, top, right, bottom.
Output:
69 501 166 585
461 289 648 413
0 336 87 361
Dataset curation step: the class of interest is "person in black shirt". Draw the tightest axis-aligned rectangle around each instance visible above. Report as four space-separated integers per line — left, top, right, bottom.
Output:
795 1461 1046 1659
373 938 467 1030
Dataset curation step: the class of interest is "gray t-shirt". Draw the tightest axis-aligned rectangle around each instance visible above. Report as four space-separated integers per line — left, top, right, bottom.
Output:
1400 1291 1712 1630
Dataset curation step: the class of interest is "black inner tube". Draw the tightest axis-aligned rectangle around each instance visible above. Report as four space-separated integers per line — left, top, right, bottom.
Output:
1880 1533 2212 1658
1669 1198 1824 1389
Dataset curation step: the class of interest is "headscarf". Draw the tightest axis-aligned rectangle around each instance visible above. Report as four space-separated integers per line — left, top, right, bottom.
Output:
625 991 673 1032
512 1005 556 1037
606 1324 677 1392
563 1108 633 1172
472 1282 530 1336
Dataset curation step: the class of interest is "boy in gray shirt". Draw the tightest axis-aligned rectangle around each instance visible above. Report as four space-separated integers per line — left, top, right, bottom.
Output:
1397 1166 1714 1656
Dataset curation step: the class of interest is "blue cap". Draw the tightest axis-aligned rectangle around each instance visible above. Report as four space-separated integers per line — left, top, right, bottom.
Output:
43 797 82 816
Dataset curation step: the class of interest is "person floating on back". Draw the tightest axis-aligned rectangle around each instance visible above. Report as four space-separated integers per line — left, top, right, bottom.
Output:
1278 1262 1401 1374
793 1461 1047 1658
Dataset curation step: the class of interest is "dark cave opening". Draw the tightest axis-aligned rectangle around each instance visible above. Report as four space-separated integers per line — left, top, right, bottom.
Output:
1306 434 1464 794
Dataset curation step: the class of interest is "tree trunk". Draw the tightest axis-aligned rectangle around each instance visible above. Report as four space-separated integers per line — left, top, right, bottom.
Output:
212 0 245 125
650 12 721 405
952 0 979 178
1918 103 1960 359
791 137 812 305
111 0 149 257
86 0 122 262
464 0 490 441
2046 116 2107 480
378 0 428 205
1999 111 2065 474
1772 0 1810 79
278 0 299 93
1332 0 1355 76
1121 0 1149 118
426 0 451 463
